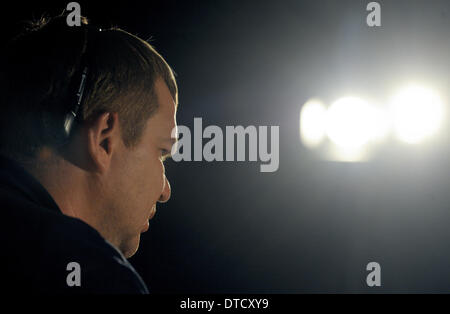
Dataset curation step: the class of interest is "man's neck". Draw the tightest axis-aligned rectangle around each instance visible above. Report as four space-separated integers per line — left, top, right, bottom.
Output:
21 147 122 253
23 148 94 222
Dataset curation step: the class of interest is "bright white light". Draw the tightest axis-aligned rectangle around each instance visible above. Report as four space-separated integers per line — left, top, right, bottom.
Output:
390 85 443 144
325 97 385 149
368 106 391 142
300 99 327 148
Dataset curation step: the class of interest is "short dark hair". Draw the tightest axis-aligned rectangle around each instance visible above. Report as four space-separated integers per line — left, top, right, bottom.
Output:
0 14 178 160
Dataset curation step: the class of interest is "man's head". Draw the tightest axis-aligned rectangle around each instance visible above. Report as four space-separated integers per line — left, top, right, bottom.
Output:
0 15 178 257
75 77 177 257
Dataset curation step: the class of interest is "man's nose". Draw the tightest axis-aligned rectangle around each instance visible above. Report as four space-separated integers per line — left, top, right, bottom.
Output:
158 175 171 203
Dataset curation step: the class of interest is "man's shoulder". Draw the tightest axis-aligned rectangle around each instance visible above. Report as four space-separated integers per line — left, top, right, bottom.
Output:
0 189 148 294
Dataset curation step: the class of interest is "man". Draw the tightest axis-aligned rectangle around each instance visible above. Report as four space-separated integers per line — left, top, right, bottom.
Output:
0 14 178 293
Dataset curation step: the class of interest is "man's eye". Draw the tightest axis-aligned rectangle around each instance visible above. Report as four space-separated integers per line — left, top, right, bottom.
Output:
160 149 171 162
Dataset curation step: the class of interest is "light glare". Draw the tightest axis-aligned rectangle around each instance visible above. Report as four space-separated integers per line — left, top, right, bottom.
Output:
390 86 443 144
300 99 327 148
326 97 381 149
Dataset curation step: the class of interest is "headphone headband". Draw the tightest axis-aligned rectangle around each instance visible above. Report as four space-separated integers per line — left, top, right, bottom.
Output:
63 25 100 139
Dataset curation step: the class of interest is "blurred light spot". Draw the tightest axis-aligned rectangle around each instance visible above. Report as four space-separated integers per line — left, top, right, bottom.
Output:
326 97 380 149
300 99 327 148
368 105 391 142
329 145 370 162
390 85 443 144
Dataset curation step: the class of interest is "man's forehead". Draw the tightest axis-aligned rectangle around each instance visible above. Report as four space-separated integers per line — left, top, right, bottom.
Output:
155 78 177 114
149 78 177 139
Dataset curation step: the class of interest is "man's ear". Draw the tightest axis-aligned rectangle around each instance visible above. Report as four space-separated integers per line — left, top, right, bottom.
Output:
86 112 120 173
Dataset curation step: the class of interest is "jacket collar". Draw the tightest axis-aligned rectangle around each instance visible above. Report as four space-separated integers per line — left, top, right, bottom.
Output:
0 154 62 214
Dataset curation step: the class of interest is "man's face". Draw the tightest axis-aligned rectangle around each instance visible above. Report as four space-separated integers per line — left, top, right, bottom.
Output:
103 78 177 258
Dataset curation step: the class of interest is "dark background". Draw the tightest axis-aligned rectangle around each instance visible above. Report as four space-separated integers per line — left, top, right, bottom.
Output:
3 0 450 293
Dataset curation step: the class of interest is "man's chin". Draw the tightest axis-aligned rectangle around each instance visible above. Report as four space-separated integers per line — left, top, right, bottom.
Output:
120 235 141 258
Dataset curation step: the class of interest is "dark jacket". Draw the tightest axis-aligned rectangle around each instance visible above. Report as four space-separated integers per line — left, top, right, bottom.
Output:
0 155 149 294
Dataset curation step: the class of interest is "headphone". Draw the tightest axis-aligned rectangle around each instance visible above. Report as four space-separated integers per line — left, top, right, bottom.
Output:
62 25 101 139
63 66 88 138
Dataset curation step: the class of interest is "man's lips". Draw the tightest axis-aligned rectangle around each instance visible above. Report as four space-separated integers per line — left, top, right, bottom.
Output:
141 207 157 233
149 207 157 220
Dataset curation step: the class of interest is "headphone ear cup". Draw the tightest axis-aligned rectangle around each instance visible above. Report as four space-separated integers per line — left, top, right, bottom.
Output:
63 111 76 138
